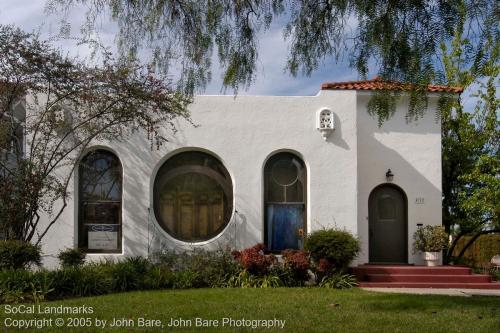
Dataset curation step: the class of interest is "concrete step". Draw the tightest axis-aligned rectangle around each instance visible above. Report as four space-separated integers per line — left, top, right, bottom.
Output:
366 274 491 283
359 281 500 289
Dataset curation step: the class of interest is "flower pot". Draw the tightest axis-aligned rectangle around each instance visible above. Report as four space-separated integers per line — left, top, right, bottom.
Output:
422 251 441 266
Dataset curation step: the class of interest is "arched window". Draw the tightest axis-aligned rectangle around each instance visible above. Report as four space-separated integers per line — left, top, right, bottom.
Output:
264 152 306 251
78 149 122 253
153 151 233 242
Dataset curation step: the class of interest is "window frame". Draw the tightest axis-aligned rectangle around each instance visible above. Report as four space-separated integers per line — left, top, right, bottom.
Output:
153 151 234 243
264 152 307 252
78 149 123 254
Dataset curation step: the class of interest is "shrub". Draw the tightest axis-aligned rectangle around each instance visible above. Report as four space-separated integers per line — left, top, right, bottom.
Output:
227 270 283 288
143 266 173 290
0 240 42 270
232 244 276 276
318 273 358 289
50 264 113 298
156 248 240 288
305 229 360 272
0 269 54 303
280 249 310 285
109 257 151 292
413 225 448 253
452 234 500 268
57 248 86 268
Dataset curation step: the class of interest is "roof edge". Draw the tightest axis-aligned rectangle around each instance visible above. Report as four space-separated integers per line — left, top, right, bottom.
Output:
321 77 463 94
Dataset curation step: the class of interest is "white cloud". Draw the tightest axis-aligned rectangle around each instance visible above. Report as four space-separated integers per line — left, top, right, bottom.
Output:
1 0 360 96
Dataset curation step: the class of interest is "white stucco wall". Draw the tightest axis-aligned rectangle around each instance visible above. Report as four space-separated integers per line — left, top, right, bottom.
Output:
356 93 442 265
34 89 443 268
37 90 361 267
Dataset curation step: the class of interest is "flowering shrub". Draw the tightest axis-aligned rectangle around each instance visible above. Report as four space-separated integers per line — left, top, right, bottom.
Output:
281 249 310 283
413 225 448 253
232 244 276 276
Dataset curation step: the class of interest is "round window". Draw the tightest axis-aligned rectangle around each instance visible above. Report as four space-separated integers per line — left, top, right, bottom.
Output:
153 151 233 242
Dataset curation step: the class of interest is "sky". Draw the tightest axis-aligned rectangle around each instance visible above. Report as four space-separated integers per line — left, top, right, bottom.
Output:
0 0 481 106
0 0 359 96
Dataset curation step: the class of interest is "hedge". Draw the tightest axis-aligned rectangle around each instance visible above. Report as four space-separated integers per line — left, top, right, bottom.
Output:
452 234 500 268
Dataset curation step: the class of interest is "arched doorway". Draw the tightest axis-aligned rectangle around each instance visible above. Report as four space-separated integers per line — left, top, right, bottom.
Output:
264 152 306 252
368 184 407 263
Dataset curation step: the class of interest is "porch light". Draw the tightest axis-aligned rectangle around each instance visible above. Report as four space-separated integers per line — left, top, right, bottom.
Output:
385 169 394 182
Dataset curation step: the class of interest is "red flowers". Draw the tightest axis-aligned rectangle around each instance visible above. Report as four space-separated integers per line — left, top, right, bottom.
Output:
232 244 276 276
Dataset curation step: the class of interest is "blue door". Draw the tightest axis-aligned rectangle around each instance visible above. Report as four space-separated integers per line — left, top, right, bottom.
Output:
264 153 306 252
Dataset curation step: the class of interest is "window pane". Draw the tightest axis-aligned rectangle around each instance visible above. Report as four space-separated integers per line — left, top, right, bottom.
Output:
153 151 233 242
79 150 122 252
265 153 305 203
378 195 396 219
264 152 306 252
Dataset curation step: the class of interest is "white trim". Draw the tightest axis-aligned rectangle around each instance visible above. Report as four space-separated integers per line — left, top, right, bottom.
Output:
148 147 236 247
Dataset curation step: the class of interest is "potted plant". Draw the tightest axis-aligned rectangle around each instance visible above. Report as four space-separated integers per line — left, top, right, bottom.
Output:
412 225 448 266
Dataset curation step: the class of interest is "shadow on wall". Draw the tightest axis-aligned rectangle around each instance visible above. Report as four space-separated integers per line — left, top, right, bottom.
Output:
324 112 350 150
356 128 442 265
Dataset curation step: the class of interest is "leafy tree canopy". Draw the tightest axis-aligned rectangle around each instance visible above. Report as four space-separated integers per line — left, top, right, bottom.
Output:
0 25 190 242
47 0 498 121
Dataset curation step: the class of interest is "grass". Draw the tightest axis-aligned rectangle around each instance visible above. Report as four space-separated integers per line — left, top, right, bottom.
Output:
1 288 499 332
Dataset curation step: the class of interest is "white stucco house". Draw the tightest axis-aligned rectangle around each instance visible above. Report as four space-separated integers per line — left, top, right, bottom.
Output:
33 77 462 267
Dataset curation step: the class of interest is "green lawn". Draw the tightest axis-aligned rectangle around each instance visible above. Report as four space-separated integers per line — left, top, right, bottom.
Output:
1 288 499 332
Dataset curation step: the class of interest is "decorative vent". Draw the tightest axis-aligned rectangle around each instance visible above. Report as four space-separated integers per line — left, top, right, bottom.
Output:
316 108 335 140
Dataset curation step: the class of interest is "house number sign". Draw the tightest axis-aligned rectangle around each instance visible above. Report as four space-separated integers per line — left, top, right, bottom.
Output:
415 197 425 204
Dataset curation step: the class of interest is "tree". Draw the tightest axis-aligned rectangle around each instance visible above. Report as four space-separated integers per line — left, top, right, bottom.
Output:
439 12 499 262
0 25 190 243
47 0 498 122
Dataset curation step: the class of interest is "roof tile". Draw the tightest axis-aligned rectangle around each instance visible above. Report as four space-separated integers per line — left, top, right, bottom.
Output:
321 76 463 93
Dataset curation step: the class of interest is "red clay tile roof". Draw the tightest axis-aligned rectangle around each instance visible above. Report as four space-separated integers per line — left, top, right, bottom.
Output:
321 76 463 93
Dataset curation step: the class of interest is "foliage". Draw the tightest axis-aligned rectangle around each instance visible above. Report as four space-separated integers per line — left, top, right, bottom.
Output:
412 226 448 253
155 248 240 288
305 228 360 272
232 244 276 276
47 1 498 122
0 25 190 243
280 249 310 285
439 14 499 262
0 240 41 270
57 248 86 268
108 257 151 292
318 274 358 289
0 269 54 303
451 234 500 268
227 270 283 288
49 264 113 298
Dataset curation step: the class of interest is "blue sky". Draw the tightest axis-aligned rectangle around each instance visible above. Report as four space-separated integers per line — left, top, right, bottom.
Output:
0 0 482 107
0 0 359 96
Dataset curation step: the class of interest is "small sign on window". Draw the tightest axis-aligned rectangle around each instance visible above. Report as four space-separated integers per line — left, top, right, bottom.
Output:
88 224 118 250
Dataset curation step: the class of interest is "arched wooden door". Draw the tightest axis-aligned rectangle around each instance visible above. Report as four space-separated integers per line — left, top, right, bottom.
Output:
369 184 407 263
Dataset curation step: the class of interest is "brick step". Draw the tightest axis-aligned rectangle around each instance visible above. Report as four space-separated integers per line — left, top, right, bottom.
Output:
352 265 471 277
359 282 500 289
366 274 491 283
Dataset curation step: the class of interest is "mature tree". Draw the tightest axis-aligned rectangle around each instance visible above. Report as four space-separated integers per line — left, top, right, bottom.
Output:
439 13 499 262
47 0 498 121
0 25 190 243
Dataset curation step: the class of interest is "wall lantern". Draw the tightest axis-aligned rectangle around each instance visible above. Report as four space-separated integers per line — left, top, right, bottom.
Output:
316 108 335 140
385 169 394 182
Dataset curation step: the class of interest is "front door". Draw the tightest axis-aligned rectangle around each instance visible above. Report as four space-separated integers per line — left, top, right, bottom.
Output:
369 185 407 263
